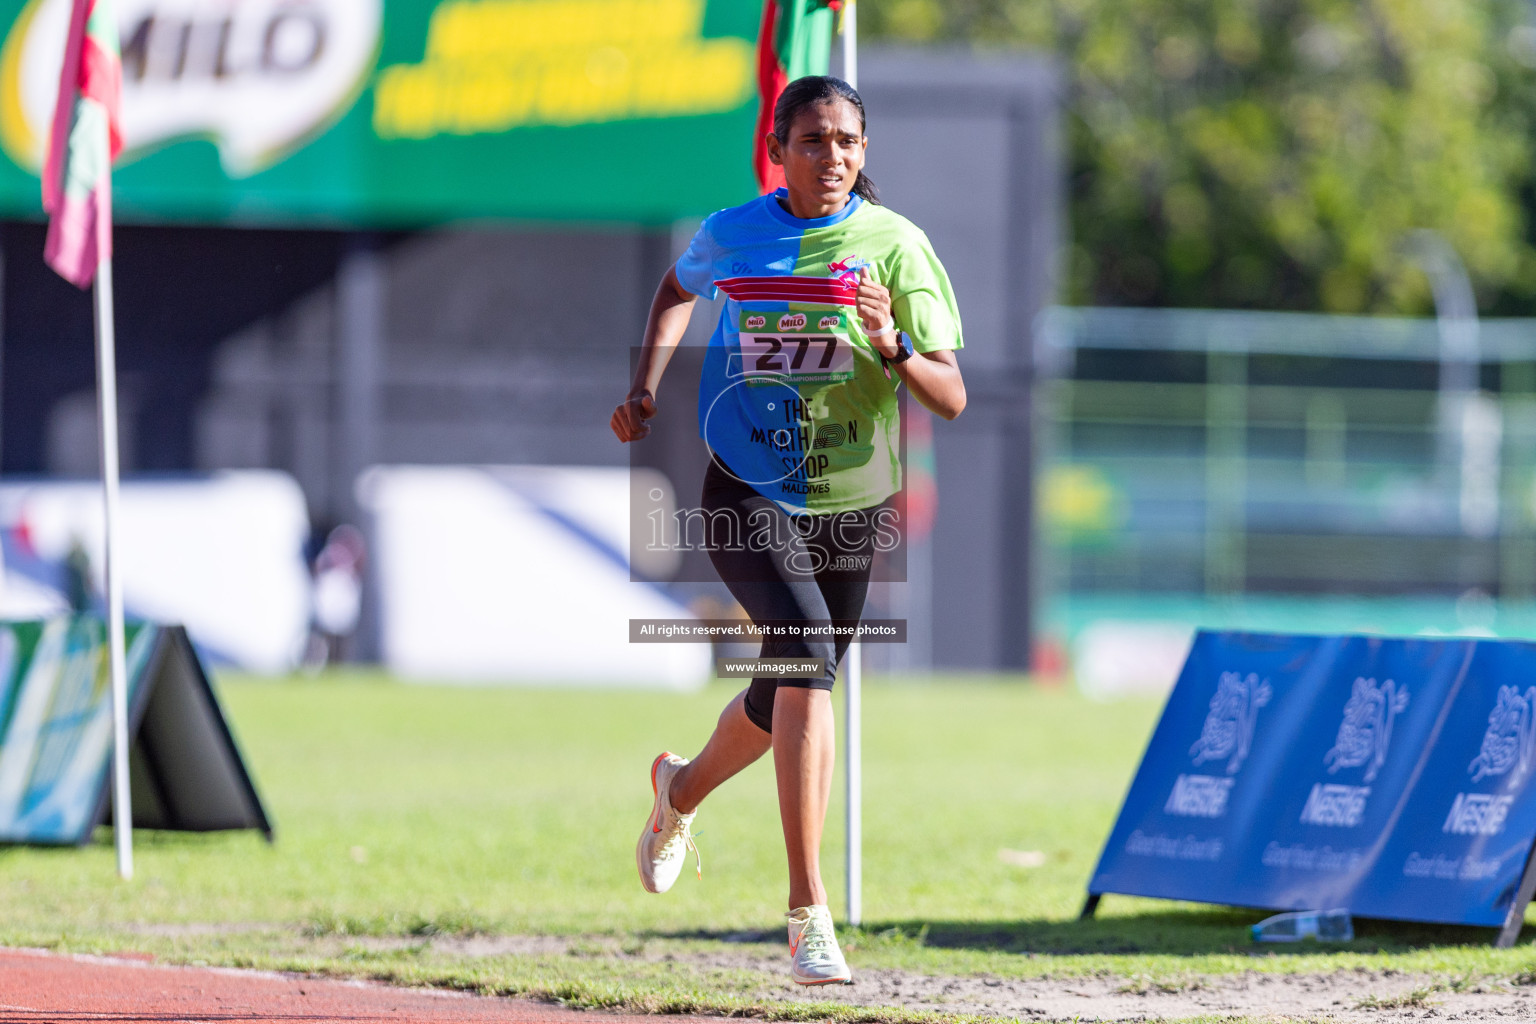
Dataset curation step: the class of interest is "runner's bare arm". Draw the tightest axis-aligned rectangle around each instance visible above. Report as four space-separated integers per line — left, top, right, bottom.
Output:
612 266 699 442
855 268 966 421
891 349 966 420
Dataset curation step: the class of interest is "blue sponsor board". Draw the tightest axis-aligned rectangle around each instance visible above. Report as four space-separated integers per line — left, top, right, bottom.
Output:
1087 631 1536 940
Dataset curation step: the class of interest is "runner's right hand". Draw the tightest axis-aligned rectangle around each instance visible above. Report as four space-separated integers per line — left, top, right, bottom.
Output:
612 392 658 442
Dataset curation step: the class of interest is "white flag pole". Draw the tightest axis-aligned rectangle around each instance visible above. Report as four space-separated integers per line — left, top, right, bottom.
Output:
844 636 862 926
93 117 131 881
840 0 861 930
842 0 857 90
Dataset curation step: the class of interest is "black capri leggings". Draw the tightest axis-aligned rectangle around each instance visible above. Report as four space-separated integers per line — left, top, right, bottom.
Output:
701 457 879 733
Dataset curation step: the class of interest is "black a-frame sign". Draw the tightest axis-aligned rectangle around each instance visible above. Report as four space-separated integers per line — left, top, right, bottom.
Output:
99 624 273 840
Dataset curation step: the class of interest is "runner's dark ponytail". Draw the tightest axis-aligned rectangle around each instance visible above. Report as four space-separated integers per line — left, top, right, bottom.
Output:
773 76 881 206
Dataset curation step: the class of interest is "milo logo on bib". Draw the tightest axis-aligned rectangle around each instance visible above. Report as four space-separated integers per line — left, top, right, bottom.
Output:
738 309 855 385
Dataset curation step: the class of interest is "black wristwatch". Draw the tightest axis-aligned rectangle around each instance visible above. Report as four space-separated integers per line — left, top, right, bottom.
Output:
889 330 915 364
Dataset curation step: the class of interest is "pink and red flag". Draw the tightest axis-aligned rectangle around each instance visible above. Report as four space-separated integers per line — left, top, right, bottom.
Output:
753 0 837 194
42 0 122 289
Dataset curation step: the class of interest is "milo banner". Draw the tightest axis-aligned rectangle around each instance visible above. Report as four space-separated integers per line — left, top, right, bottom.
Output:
1088 631 1536 945
0 617 270 845
0 0 759 225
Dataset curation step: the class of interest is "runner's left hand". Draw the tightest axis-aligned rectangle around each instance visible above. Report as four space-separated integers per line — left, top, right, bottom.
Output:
856 267 897 357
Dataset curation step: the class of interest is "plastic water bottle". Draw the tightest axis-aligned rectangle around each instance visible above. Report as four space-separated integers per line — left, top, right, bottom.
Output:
1250 908 1353 942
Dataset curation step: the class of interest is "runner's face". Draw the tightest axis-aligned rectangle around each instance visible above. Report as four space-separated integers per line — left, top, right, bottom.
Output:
769 99 867 220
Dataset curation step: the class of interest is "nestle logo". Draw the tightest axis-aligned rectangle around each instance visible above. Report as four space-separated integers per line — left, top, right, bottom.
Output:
745 315 766 329
1163 774 1234 819
778 314 807 331
1299 783 1370 827
818 315 841 330
1443 792 1514 836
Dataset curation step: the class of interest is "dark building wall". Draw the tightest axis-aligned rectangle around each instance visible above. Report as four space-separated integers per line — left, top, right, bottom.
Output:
192 227 665 523
0 222 345 476
856 50 1063 670
0 221 654 513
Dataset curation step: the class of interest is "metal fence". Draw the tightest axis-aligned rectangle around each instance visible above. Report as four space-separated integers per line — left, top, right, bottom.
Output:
1039 308 1536 625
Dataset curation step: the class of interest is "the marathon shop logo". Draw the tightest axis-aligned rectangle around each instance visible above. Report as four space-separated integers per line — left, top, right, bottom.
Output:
1442 685 1536 837
1299 677 1409 828
1164 672 1270 819
813 424 846 449
740 398 865 494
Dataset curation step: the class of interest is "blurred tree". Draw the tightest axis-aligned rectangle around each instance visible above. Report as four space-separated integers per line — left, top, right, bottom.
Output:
864 0 1536 314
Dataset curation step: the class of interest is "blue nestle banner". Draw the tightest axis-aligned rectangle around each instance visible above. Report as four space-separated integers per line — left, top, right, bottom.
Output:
1089 631 1536 932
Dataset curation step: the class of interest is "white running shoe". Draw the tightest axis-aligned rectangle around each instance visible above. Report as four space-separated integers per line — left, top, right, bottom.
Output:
786 904 852 985
635 752 701 894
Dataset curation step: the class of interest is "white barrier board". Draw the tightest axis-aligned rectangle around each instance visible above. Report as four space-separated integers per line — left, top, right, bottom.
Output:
0 472 311 673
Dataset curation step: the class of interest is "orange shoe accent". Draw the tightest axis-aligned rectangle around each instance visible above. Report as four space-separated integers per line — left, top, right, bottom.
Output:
650 752 670 833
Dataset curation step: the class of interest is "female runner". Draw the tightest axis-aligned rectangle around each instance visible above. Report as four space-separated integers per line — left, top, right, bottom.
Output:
611 75 965 986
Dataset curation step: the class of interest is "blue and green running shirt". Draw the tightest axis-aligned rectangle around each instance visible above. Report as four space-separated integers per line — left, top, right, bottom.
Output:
675 189 963 514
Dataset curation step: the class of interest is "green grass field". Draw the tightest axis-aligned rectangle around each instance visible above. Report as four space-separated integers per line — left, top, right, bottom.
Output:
3 673 1534 1020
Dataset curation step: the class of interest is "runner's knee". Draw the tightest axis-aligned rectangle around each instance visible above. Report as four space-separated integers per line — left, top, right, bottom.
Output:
742 642 838 732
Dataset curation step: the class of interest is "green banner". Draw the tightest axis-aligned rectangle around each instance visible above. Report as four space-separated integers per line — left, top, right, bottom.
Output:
0 0 761 226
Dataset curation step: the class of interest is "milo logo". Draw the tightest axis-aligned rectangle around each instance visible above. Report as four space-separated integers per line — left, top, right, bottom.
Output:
0 0 383 176
778 313 807 331
818 315 841 330
745 315 767 329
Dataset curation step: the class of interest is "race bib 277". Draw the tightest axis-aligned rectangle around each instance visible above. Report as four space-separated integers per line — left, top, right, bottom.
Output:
736 310 855 384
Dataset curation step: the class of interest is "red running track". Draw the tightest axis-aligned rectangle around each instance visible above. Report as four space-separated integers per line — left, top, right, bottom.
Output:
0 948 713 1024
